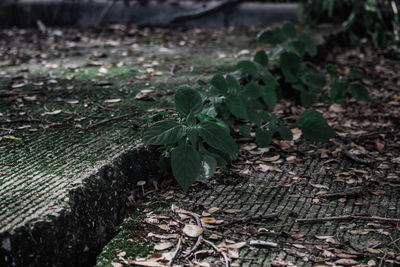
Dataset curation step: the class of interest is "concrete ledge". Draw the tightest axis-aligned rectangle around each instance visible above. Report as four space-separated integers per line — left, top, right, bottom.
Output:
0 145 159 266
0 0 298 28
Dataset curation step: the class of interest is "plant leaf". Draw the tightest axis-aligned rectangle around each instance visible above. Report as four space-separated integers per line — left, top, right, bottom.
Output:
262 87 278 109
257 28 287 44
280 52 300 83
300 110 336 142
288 40 306 57
256 128 273 147
171 144 202 192
278 125 293 140
237 60 259 77
237 125 251 137
330 81 347 102
282 21 297 38
175 86 203 116
226 74 240 91
199 121 238 159
300 90 317 107
298 33 317 57
302 71 326 91
243 81 262 98
211 74 228 94
143 120 185 145
253 50 269 66
350 83 371 102
226 94 248 119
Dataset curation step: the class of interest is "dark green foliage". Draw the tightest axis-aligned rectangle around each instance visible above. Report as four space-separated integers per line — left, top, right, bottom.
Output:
142 20 373 192
350 82 371 102
171 144 201 192
299 110 336 142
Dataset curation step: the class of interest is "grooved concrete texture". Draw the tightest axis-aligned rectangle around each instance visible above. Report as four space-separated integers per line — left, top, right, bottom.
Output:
0 27 261 266
0 0 297 28
97 156 400 266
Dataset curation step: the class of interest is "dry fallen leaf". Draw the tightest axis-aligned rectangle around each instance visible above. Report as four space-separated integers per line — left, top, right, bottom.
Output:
208 207 220 214
182 224 203 238
201 217 217 224
292 244 306 249
334 259 358 265
154 242 173 251
322 250 335 258
223 209 241 214
258 164 282 172
227 241 247 249
261 155 280 162
130 260 165 267
147 233 179 239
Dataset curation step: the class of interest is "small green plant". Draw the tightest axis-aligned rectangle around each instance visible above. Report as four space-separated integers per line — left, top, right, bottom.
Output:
257 22 327 107
143 86 238 192
142 21 373 192
299 0 400 48
327 64 372 102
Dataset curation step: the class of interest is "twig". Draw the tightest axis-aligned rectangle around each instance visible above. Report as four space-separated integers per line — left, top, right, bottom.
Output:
319 186 365 199
0 119 41 124
84 112 136 130
379 251 387 267
168 237 182 266
183 211 204 258
183 235 203 258
386 237 400 247
296 215 399 224
203 238 230 267
219 213 279 228
249 240 278 248
342 146 373 165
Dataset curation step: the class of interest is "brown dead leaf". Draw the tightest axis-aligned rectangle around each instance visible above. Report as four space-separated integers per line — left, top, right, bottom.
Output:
334 259 358 265
261 155 280 162
292 244 306 249
337 253 358 259
111 263 123 267
131 260 165 267
291 234 305 240
223 209 241 214
208 207 220 214
154 242 173 251
322 250 335 258
201 217 217 224
147 233 179 239
227 241 247 249
367 248 382 254
182 224 203 238
258 164 282 172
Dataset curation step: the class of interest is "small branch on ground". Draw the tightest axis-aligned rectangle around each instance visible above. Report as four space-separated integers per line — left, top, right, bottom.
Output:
168 237 182 266
183 235 203 258
342 146 373 165
183 211 204 258
0 119 41 124
319 186 365 199
218 213 279 228
84 112 137 130
249 240 278 248
203 238 230 267
296 215 399 224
